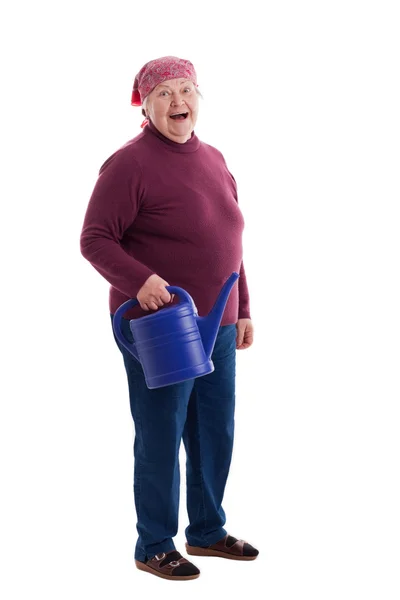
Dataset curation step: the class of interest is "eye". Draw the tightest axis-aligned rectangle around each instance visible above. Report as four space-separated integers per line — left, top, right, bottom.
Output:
184 87 192 93
159 90 169 96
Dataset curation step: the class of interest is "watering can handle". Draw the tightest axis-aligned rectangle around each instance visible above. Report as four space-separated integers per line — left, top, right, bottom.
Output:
115 287 193 319
113 287 196 358
112 298 140 360
166 286 196 308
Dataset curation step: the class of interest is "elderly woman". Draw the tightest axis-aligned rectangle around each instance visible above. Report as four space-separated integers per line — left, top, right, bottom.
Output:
80 56 258 581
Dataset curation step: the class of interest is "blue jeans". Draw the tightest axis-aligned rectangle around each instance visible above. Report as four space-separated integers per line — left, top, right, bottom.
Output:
110 314 237 562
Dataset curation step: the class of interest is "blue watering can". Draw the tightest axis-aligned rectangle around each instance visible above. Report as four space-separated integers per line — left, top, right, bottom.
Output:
113 271 239 389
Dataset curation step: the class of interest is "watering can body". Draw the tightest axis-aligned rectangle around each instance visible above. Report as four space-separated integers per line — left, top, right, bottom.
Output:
112 272 239 389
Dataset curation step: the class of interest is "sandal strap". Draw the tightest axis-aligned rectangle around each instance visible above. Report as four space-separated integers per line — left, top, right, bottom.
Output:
148 551 189 574
210 534 246 556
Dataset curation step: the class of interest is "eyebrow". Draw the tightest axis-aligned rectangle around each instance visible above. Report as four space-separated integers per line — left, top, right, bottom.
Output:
156 80 192 90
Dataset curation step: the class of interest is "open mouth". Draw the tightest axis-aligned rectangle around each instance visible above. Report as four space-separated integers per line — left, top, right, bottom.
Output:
169 112 189 120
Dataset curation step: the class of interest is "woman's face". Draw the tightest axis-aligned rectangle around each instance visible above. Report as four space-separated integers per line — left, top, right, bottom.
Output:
144 78 199 144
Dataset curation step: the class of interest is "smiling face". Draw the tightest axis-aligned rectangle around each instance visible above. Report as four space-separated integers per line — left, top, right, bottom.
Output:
143 78 199 143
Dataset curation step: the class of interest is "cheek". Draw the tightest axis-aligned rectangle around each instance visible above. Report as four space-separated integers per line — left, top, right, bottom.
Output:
189 97 199 112
153 105 168 119
149 98 166 116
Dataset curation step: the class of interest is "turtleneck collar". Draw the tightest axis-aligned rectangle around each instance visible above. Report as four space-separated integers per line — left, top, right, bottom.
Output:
143 118 200 153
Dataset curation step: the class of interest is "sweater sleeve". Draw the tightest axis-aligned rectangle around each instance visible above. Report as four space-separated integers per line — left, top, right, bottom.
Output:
80 151 155 298
224 162 251 320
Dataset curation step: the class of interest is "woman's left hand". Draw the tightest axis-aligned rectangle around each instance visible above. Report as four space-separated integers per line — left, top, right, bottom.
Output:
236 318 254 350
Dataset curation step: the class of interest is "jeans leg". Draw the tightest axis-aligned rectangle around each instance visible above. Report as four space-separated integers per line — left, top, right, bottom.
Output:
182 324 237 547
110 314 194 561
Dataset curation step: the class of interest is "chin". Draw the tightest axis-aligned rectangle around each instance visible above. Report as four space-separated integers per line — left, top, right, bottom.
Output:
169 121 192 134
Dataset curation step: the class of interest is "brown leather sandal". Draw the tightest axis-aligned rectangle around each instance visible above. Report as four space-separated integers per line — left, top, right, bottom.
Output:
135 550 200 580
186 534 259 561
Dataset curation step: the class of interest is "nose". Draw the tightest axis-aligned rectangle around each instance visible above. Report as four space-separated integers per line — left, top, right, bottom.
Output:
171 91 185 106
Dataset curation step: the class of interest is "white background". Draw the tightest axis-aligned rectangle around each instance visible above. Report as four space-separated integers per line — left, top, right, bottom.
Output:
1 1 399 598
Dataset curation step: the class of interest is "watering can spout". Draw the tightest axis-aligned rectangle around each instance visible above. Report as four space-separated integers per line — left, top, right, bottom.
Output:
196 272 240 359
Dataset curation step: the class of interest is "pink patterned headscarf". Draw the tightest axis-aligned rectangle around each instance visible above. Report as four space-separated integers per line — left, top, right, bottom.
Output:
131 56 198 111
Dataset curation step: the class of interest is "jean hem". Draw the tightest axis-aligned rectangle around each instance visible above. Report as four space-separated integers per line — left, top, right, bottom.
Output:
186 527 227 548
134 538 176 562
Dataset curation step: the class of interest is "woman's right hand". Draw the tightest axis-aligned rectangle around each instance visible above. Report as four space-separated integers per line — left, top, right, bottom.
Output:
137 274 175 311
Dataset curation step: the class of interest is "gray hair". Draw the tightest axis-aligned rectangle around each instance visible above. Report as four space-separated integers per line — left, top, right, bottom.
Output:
141 86 203 117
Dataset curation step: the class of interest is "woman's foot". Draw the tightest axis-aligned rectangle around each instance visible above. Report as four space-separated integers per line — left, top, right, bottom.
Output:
186 534 259 561
135 549 200 580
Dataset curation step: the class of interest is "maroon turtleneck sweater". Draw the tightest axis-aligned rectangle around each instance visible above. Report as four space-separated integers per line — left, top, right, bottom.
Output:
80 119 251 325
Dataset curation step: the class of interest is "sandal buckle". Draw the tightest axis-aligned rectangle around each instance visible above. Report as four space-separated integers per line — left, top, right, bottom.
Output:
169 560 180 567
154 552 166 561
